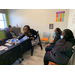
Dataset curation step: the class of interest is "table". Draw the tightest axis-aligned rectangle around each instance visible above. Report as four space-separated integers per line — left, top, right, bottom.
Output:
0 38 32 65
0 31 43 65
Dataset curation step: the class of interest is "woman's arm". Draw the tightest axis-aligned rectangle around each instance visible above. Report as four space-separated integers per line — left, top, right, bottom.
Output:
6 32 13 39
17 34 25 40
58 41 72 52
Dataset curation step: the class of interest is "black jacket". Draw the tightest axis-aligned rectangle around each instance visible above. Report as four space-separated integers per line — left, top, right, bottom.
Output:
6 31 16 39
49 39 74 65
50 32 61 47
18 29 37 40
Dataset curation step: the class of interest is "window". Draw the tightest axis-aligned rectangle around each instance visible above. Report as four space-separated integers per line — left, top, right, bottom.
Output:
0 13 7 29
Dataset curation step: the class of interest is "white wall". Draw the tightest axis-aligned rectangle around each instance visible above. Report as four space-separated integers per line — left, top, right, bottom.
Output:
68 9 75 36
8 9 69 42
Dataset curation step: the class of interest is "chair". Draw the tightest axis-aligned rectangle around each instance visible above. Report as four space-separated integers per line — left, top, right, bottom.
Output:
48 61 58 65
41 32 50 43
67 46 75 65
31 31 43 56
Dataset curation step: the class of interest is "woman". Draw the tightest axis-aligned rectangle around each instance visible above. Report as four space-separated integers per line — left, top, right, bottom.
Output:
44 29 75 65
18 25 37 40
45 28 61 52
6 25 17 39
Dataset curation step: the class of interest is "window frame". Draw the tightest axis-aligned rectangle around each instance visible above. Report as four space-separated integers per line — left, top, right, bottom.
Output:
0 13 7 29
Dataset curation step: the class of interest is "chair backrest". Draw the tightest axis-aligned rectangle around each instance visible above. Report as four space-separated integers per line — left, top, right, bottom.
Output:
36 31 41 41
68 46 75 65
43 32 50 39
4 27 9 39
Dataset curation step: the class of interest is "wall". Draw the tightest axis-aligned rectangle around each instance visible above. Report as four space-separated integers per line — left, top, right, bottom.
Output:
6 9 9 26
0 9 9 39
0 30 6 39
8 9 69 42
68 9 75 36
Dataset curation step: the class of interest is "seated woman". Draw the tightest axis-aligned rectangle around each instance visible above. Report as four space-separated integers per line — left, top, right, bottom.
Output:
44 29 75 65
18 25 37 40
6 25 17 39
45 28 61 52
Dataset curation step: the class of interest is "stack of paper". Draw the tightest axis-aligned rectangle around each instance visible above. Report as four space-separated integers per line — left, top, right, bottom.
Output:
0 46 8 51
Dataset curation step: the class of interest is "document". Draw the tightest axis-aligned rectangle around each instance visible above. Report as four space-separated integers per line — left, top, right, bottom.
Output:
0 46 8 51
5 43 13 46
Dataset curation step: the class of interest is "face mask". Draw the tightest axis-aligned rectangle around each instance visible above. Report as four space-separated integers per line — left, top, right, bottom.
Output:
60 35 64 39
54 32 56 35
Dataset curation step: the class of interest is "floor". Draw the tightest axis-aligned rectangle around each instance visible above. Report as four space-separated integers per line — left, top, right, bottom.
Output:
13 44 46 65
13 44 75 65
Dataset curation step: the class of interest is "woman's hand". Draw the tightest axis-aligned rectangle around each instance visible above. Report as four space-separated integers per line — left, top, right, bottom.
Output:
10 42 15 45
30 37 34 39
45 44 50 47
13 36 17 38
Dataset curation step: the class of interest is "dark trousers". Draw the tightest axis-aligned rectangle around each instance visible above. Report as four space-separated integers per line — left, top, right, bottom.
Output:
45 46 52 52
44 53 56 65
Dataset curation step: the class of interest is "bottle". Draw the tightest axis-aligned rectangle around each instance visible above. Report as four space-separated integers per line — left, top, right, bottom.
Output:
16 24 18 28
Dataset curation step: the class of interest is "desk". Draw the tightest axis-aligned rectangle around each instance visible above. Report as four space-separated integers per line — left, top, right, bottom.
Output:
0 32 43 65
0 38 32 65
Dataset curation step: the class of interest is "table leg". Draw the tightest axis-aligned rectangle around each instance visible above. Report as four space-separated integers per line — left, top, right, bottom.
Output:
31 46 34 56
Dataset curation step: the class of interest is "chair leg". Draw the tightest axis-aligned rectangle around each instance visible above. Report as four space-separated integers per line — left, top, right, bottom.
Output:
31 46 34 56
38 42 43 50
18 58 22 63
18 58 24 63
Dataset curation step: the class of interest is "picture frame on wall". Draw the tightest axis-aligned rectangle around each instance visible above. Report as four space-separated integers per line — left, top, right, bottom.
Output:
49 23 54 29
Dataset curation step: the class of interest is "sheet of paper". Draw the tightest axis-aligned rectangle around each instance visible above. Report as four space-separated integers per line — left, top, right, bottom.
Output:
5 43 13 46
0 46 8 51
22 36 29 40
17 36 29 43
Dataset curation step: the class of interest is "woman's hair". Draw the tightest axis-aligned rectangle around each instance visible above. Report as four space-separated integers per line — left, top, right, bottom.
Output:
8 25 12 29
23 25 30 31
23 25 30 36
56 28 61 33
63 29 74 40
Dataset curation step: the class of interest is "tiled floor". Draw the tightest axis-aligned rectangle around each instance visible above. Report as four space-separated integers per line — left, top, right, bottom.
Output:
13 44 46 65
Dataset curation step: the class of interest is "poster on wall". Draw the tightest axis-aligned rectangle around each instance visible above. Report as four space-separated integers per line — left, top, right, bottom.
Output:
56 11 65 22
72 15 75 24
49 23 54 29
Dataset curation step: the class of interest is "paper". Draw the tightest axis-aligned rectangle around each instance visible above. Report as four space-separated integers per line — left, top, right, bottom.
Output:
22 36 29 40
0 46 8 51
17 36 29 43
6 39 17 43
5 43 13 46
